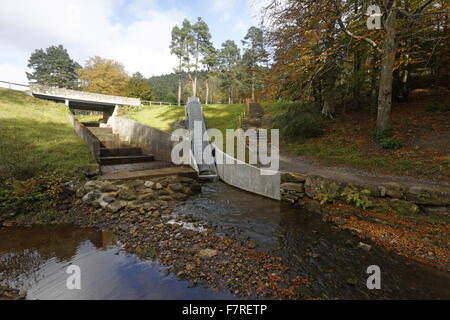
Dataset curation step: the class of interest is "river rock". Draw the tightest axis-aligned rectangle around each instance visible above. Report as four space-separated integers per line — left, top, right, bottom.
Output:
168 183 183 192
172 193 188 200
100 182 118 192
357 242 372 251
144 181 155 188
139 192 158 202
102 195 115 203
84 180 104 191
106 201 126 213
281 172 307 183
82 190 101 203
389 199 420 216
154 183 163 190
199 249 217 258
117 188 138 201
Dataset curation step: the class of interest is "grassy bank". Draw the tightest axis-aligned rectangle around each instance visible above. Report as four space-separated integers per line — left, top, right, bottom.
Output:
121 103 248 135
0 88 96 213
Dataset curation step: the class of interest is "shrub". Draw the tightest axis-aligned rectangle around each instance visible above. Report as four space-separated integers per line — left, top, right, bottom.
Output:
341 184 372 209
316 185 339 205
272 101 323 141
370 127 402 150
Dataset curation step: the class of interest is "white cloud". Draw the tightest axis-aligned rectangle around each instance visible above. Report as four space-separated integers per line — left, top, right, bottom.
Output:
0 0 182 83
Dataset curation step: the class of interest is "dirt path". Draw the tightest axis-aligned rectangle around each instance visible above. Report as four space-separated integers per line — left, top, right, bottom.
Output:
250 103 450 189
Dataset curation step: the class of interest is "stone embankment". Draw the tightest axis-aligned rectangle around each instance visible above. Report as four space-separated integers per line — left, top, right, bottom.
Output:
280 172 449 217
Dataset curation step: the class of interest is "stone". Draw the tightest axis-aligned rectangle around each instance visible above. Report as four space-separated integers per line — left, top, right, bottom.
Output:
185 262 196 271
406 186 450 206
421 206 449 217
389 199 420 216
175 232 183 240
154 183 163 190
82 190 101 203
199 249 217 258
382 182 405 198
144 181 154 188
159 195 172 201
281 182 305 193
182 187 192 195
378 186 386 197
357 242 372 251
172 193 188 200
304 175 344 199
100 182 118 192
280 172 307 183
84 180 104 191
117 188 138 201
139 193 158 202
169 183 184 192
76 186 87 198
106 200 127 213
102 195 114 203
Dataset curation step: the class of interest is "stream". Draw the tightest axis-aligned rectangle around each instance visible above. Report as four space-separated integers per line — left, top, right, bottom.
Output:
0 182 449 299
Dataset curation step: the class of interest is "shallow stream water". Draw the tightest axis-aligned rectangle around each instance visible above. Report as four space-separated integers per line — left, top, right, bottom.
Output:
1 182 449 299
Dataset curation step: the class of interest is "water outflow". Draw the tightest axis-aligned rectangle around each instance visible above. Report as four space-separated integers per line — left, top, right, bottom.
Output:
185 97 218 179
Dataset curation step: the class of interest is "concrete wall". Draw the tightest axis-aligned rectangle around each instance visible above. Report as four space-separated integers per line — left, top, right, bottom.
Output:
213 144 280 200
108 116 175 162
67 112 101 162
31 84 140 106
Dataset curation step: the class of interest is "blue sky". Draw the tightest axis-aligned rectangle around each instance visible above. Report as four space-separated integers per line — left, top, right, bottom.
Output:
0 0 265 84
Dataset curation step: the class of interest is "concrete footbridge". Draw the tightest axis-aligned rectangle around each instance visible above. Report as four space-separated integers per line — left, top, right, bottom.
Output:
30 84 141 121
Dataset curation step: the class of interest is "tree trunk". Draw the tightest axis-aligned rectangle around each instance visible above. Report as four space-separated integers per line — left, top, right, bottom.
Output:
251 55 255 102
228 87 231 104
178 78 181 106
376 3 397 131
194 40 199 97
205 78 209 105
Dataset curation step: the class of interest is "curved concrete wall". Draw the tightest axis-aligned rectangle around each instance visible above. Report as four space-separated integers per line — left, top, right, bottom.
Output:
213 144 280 200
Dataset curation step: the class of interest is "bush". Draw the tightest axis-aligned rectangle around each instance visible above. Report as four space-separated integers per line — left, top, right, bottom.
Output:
370 127 402 150
272 101 323 141
341 184 372 209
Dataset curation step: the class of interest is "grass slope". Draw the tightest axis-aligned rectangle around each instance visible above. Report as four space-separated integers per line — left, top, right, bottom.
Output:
0 88 96 179
122 103 248 135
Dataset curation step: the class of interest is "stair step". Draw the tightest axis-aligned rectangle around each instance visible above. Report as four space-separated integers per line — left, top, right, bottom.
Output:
100 154 154 165
100 147 142 157
89 127 113 134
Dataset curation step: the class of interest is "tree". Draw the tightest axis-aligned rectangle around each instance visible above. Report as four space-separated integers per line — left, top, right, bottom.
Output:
191 17 213 97
27 44 80 89
170 25 187 105
78 56 129 95
124 72 153 101
202 44 219 104
219 40 241 104
242 26 267 102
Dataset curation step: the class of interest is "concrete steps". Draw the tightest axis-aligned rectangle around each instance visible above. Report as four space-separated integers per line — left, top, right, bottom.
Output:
99 154 155 165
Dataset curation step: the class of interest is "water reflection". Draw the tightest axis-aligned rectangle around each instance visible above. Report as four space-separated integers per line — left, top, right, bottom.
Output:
0 225 234 300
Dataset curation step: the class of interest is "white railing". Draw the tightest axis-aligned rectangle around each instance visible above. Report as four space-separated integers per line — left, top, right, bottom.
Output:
0 80 30 91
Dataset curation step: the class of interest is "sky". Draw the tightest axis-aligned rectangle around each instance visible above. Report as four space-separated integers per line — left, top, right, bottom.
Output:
0 0 267 84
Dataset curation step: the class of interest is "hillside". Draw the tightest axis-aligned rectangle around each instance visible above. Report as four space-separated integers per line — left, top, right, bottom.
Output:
0 88 96 182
